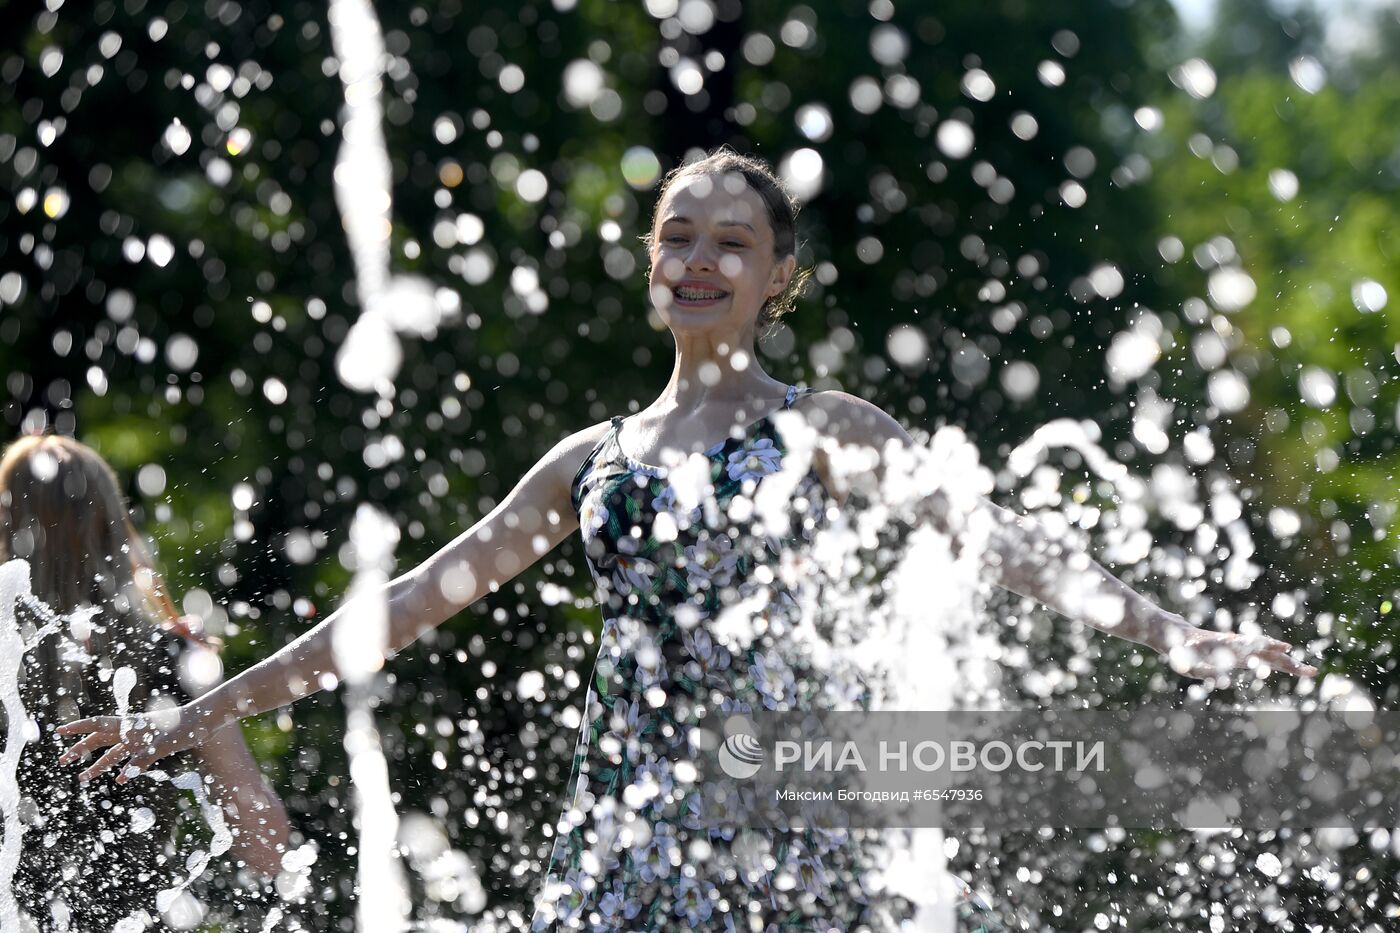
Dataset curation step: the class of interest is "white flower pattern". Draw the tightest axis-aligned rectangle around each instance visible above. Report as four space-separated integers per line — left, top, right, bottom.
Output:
580 487 610 540
751 649 798 710
725 436 783 481
651 484 703 529
682 534 740 591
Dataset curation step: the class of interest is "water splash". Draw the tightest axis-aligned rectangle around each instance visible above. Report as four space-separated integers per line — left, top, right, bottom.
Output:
324 0 483 923
0 560 65 928
113 664 137 740
1 558 252 929
776 417 1003 929
128 768 235 916
328 0 452 395
336 504 412 931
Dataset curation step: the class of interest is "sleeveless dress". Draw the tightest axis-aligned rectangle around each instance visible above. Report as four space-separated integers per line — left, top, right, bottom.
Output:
531 385 1005 932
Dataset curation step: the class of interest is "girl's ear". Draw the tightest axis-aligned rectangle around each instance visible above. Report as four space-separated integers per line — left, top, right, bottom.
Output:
769 254 797 299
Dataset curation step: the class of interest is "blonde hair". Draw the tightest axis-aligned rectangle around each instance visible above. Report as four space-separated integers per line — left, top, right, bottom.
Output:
642 146 812 330
0 435 209 717
2 434 206 920
0 435 199 633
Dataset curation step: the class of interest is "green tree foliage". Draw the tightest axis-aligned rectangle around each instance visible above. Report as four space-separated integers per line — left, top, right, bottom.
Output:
1148 7 1400 696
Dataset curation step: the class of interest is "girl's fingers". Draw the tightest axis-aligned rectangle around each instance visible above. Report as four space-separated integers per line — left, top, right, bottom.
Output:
58 732 118 764
79 743 129 783
1253 644 1318 677
56 716 111 736
1271 654 1318 677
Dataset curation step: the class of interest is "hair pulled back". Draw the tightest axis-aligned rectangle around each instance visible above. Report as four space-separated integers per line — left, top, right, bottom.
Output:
643 146 811 329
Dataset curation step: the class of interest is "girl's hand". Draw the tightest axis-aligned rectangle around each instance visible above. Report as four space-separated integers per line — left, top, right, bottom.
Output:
56 705 213 784
1153 617 1318 681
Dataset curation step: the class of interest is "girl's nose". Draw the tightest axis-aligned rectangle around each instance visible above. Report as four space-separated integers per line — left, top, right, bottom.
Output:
684 237 718 270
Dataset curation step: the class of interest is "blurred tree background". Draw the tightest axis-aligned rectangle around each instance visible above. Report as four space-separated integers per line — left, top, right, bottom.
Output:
2 0 1399 928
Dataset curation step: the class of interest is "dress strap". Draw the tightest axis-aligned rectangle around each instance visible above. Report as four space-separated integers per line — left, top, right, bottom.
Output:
784 384 816 409
570 418 625 514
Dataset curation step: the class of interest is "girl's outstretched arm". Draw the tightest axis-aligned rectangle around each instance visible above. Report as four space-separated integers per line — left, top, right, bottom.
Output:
57 419 613 782
926 485 1316 678
798 391 1317 681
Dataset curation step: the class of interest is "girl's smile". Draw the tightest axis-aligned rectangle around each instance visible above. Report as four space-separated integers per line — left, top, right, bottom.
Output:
670 279 732 307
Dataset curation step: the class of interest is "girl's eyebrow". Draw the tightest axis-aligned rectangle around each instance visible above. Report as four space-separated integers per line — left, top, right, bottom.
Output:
661 215 756 233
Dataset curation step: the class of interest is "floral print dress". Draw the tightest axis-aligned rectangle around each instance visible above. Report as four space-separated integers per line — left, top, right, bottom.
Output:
530 385 1005 932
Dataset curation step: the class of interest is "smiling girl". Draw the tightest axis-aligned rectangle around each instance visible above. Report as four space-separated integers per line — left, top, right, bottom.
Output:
59 148 1313 931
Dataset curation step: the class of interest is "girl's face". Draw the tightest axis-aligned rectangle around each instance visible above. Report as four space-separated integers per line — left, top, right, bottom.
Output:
647 172 795 338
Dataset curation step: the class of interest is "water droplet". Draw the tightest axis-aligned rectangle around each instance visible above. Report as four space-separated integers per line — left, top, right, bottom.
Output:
1299 367 1336 409
232 483 256 512
1207 266 1256 312
670 59 704 96
869 25 908 65
677 0 716 34
147 234 175 267
1010 112 1039 141
226 127 251 156
795 104 833 143
42 187 68 219
849 76 882 115
1289 55 1327 94
779 148 823 201
961 69 996 102
1207 369 1250 413
130 807 156 834
1087 263 1123 299
1000 361 1040 401
137 463 167 498
1172 58 1217 99
562 59 605 108
516 168 548 203
39 47 63 78
1037 60 1066 88
621 146 661 190
1352 279 1387 314
885 325 927 368
498 64 525 94
936 120 974 159
517 670 545 699
1268 168 1298 201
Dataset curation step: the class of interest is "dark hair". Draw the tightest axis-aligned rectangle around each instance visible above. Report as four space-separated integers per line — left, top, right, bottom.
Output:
642 146 812 329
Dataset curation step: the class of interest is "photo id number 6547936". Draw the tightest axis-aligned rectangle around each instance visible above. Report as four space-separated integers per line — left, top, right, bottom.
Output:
912 789 983 802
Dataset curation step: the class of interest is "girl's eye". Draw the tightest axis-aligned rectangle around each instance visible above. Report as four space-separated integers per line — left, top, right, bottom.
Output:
723 241 745 248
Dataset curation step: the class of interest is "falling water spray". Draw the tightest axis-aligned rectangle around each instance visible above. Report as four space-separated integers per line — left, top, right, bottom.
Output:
333 505 411 930
327 0 450 396
325 0 446 926
0 560 67 927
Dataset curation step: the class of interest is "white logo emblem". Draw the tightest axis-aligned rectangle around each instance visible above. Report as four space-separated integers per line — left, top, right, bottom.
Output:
718 717 765 780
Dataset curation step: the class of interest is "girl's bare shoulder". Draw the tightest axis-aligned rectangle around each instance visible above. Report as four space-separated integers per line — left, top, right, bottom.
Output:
790 389 914 450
